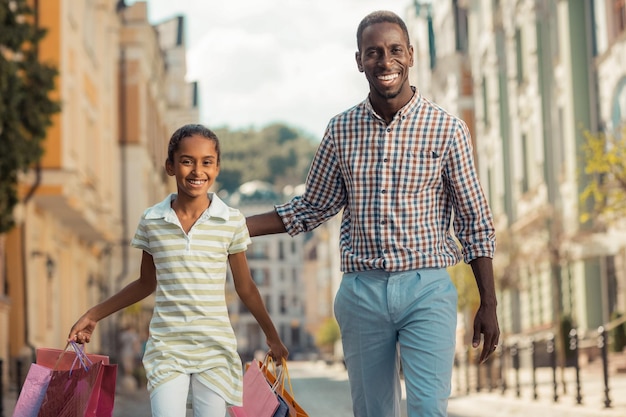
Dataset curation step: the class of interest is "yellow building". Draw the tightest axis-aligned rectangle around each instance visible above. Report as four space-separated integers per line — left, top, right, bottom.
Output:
2 0 198 388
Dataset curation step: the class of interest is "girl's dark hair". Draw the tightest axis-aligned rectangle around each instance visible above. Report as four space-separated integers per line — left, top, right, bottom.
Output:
167 124 221 164
356 10 410 52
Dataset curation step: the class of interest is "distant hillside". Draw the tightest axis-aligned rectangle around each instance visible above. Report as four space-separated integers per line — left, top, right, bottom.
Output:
214 123 319 194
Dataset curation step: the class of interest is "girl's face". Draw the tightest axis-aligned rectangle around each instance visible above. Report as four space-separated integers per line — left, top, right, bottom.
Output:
165 134 220 199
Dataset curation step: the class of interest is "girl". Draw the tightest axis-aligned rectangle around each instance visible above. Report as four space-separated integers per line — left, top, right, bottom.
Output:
68 124 288 417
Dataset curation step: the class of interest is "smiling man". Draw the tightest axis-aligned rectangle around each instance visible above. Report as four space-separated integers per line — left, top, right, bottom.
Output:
246 10 499 417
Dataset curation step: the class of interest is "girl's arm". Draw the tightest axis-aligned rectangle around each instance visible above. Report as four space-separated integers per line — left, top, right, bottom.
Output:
68 250 157 343
229 251 289 362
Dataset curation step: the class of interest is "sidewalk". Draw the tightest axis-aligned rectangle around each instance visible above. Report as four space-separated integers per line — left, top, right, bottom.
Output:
3 359 626 417
448 360 626 417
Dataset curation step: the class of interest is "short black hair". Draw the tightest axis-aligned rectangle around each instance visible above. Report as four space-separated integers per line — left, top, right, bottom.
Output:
356 10 410 52
167 124 221 165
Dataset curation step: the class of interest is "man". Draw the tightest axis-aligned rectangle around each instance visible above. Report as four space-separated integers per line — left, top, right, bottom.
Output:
247 10 499 417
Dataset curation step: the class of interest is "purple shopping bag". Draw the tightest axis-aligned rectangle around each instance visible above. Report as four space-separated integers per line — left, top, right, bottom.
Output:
12 363 52 417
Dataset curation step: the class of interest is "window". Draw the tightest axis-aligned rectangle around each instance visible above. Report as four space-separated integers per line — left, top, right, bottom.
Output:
521 134 530 193
264 295 272 314
278 241 285 260
515 28 524 85
453 0 469 52
248 242 268 260
615 0 626 34
482 76 490 128
251 268 270 286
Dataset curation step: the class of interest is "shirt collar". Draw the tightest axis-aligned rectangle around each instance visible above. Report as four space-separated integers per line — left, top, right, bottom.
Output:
144 192 230 222
364 86 422 122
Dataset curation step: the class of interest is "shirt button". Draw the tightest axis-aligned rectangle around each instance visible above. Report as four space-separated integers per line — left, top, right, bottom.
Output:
383 158 388 162
386 128 391 132
381 189 386 194
381 220 386 225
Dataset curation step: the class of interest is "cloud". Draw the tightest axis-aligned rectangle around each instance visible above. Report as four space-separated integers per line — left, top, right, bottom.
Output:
142 0 411 138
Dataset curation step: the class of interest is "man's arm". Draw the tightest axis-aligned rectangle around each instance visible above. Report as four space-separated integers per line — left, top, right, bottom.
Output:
469 256 500 364
246 210 287 237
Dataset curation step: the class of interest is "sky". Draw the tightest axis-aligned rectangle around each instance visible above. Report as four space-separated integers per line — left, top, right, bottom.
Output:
134 0 413 139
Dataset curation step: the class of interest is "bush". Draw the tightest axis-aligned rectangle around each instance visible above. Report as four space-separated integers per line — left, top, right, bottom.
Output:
610 312 626 353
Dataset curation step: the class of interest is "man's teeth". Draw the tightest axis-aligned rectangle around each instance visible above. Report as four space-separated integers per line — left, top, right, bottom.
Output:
189 179 204 185
378 74 398 81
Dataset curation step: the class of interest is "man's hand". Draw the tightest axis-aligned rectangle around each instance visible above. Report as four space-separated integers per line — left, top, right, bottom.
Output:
472 303 500 363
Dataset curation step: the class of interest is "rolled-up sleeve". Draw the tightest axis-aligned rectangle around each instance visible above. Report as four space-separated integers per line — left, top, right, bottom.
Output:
446 120 496 262
275 131 347 236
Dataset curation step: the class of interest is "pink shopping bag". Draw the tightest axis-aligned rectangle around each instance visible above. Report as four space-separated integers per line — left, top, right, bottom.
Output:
37 359 117 417
36 346 109 370
228 360 280 417
12 363 53 417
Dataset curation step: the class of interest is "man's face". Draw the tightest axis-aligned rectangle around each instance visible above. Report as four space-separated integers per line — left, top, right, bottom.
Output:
355 22 414 101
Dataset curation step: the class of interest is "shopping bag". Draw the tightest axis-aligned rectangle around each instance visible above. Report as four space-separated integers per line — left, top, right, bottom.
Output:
228 360 280 417
260 358 308 417
227 406 248 417
256 357 290 417
274 394 290 417
37 361 104 417
12 363 53 417
36 345 109 370
89 362 117 416
35 342 116 417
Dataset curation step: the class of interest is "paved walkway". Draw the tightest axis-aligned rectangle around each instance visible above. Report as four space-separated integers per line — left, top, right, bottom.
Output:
4 358 626 417
448 355 626 417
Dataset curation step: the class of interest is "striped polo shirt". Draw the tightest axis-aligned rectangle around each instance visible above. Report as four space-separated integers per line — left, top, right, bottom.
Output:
276 88 496 272
131 192 250 405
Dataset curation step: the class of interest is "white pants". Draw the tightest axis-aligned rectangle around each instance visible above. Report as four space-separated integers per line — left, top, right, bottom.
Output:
150 373 227 417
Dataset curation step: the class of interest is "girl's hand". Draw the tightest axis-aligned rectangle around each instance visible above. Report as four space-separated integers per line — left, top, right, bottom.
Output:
266 338 289 364
68 314 98 344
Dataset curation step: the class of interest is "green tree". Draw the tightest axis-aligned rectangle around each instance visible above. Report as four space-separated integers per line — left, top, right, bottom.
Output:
315 317 341 353
0 0 60 233
579 126 626 226
216 124 317 194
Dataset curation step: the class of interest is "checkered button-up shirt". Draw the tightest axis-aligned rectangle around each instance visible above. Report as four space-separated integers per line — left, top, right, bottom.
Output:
276 89 496 272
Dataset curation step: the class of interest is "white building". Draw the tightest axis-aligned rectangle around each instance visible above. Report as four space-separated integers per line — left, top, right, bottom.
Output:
404 0 626 358
225 182 310 361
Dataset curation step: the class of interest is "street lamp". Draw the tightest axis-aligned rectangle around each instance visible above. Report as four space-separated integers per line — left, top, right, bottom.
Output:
31 251 56 280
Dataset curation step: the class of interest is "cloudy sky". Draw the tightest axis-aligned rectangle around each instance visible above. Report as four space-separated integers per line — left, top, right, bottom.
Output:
135 0 412 139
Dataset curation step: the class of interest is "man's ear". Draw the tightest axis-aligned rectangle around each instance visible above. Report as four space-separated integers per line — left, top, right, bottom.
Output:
355 51 364 72
409 45 414 67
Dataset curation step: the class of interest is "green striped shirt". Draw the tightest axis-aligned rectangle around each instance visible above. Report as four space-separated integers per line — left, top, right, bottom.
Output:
131 193 250 405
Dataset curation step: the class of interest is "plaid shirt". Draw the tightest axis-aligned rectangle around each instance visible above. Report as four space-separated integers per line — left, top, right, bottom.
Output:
276 89 495 272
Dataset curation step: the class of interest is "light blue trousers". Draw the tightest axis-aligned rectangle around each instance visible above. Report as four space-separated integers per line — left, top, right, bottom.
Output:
334 269 457 417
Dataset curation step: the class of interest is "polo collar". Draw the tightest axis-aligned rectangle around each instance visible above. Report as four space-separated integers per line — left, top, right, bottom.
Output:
144 193 230 223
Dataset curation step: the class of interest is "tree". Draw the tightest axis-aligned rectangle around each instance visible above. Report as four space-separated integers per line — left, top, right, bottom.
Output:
579 126 626 226
216 124 317 194
315 317 341 354
0 0 60 233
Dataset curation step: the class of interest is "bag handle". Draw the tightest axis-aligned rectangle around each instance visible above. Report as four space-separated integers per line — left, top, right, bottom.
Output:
261 354 285 392
53 341 93 373
275 358 296 398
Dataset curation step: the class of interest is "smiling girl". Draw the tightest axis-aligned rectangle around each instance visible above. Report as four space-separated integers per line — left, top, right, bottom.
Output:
68 124 288 417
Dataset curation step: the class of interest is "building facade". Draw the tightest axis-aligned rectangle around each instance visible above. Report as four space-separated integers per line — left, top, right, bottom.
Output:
226 184 310 361
2 0 198 389
405 0 626 357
